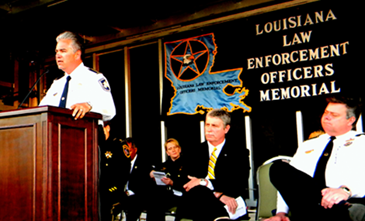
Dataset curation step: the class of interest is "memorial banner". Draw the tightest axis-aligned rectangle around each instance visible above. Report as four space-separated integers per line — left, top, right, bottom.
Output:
164 33 251 115
163 1 361 116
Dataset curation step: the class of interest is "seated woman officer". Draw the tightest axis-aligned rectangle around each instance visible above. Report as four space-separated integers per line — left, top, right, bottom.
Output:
150 138 188 210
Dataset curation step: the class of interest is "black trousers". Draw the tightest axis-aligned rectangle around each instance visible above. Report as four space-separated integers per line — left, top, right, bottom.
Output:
100 190 123 221
119 191 167 221
176 185 231 221
269 161 352 221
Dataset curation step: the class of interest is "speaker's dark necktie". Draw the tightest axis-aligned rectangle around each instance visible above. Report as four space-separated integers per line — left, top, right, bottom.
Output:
59 75 71 108
313 136 336 186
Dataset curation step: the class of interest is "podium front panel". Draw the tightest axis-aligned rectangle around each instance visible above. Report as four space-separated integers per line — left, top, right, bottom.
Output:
0 107 100 221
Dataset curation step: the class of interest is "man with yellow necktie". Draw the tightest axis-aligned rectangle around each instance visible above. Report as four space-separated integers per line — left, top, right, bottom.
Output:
178 109 250 221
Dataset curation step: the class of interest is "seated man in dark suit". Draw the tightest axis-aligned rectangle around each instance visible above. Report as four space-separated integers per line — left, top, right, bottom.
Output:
178 109 250 221
119 138 164 221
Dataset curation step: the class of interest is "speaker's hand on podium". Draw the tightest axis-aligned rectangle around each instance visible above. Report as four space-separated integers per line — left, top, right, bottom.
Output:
71 102 92 120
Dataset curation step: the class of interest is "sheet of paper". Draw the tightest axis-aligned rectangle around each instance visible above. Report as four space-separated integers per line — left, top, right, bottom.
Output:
172 189 183 196
153 171 167 186
224 196 247 220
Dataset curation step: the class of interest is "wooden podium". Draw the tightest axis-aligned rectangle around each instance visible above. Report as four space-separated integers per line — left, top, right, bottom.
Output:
0 106 100 221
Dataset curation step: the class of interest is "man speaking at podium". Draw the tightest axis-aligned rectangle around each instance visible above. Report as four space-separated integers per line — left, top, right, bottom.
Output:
39 31 115 122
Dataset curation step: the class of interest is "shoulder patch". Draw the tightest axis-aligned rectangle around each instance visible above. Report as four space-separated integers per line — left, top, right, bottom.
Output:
99 78 111 91
123 144 131 158
88 68 100 74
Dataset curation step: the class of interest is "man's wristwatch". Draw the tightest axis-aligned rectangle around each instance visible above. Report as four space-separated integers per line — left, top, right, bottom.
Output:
200 179 207 186
340 187 351 197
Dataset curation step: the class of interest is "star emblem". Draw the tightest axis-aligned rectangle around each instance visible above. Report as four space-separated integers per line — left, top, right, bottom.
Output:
170 39 209 81
105 151 113 159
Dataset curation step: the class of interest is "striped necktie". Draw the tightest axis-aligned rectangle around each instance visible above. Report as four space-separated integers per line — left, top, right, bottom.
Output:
208 147 217 179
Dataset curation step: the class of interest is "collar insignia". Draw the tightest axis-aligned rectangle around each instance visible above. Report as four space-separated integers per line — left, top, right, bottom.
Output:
344 138 355 147
305 149 314 154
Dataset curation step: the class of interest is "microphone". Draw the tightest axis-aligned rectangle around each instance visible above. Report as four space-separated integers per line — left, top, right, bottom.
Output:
18 69 50 109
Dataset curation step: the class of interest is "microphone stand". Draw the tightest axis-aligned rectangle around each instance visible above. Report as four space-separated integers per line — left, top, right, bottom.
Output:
18 69 49 109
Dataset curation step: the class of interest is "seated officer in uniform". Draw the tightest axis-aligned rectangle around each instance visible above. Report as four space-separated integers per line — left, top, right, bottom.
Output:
266 96 365 221
99 121 129 221
150 138 189 211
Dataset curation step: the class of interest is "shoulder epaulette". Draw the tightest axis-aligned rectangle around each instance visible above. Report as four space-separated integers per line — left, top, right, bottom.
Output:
355 133 365 137
88 68 101 74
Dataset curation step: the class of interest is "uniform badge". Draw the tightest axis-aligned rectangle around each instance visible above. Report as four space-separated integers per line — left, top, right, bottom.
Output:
99 78 110 92
105 151 113 159
344 138 354 147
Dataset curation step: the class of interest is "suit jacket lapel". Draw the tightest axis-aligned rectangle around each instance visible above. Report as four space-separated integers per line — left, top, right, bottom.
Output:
215 140 228 175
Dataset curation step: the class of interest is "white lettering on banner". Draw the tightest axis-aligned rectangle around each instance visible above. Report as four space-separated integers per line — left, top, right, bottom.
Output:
260 63 334 84
173 78 241 95
247 42 349 70
260 81 341 101
255 9 337 35
252 8 347 102
283 31 312 47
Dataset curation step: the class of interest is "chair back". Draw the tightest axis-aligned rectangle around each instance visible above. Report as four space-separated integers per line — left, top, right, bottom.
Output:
256 156 292 220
